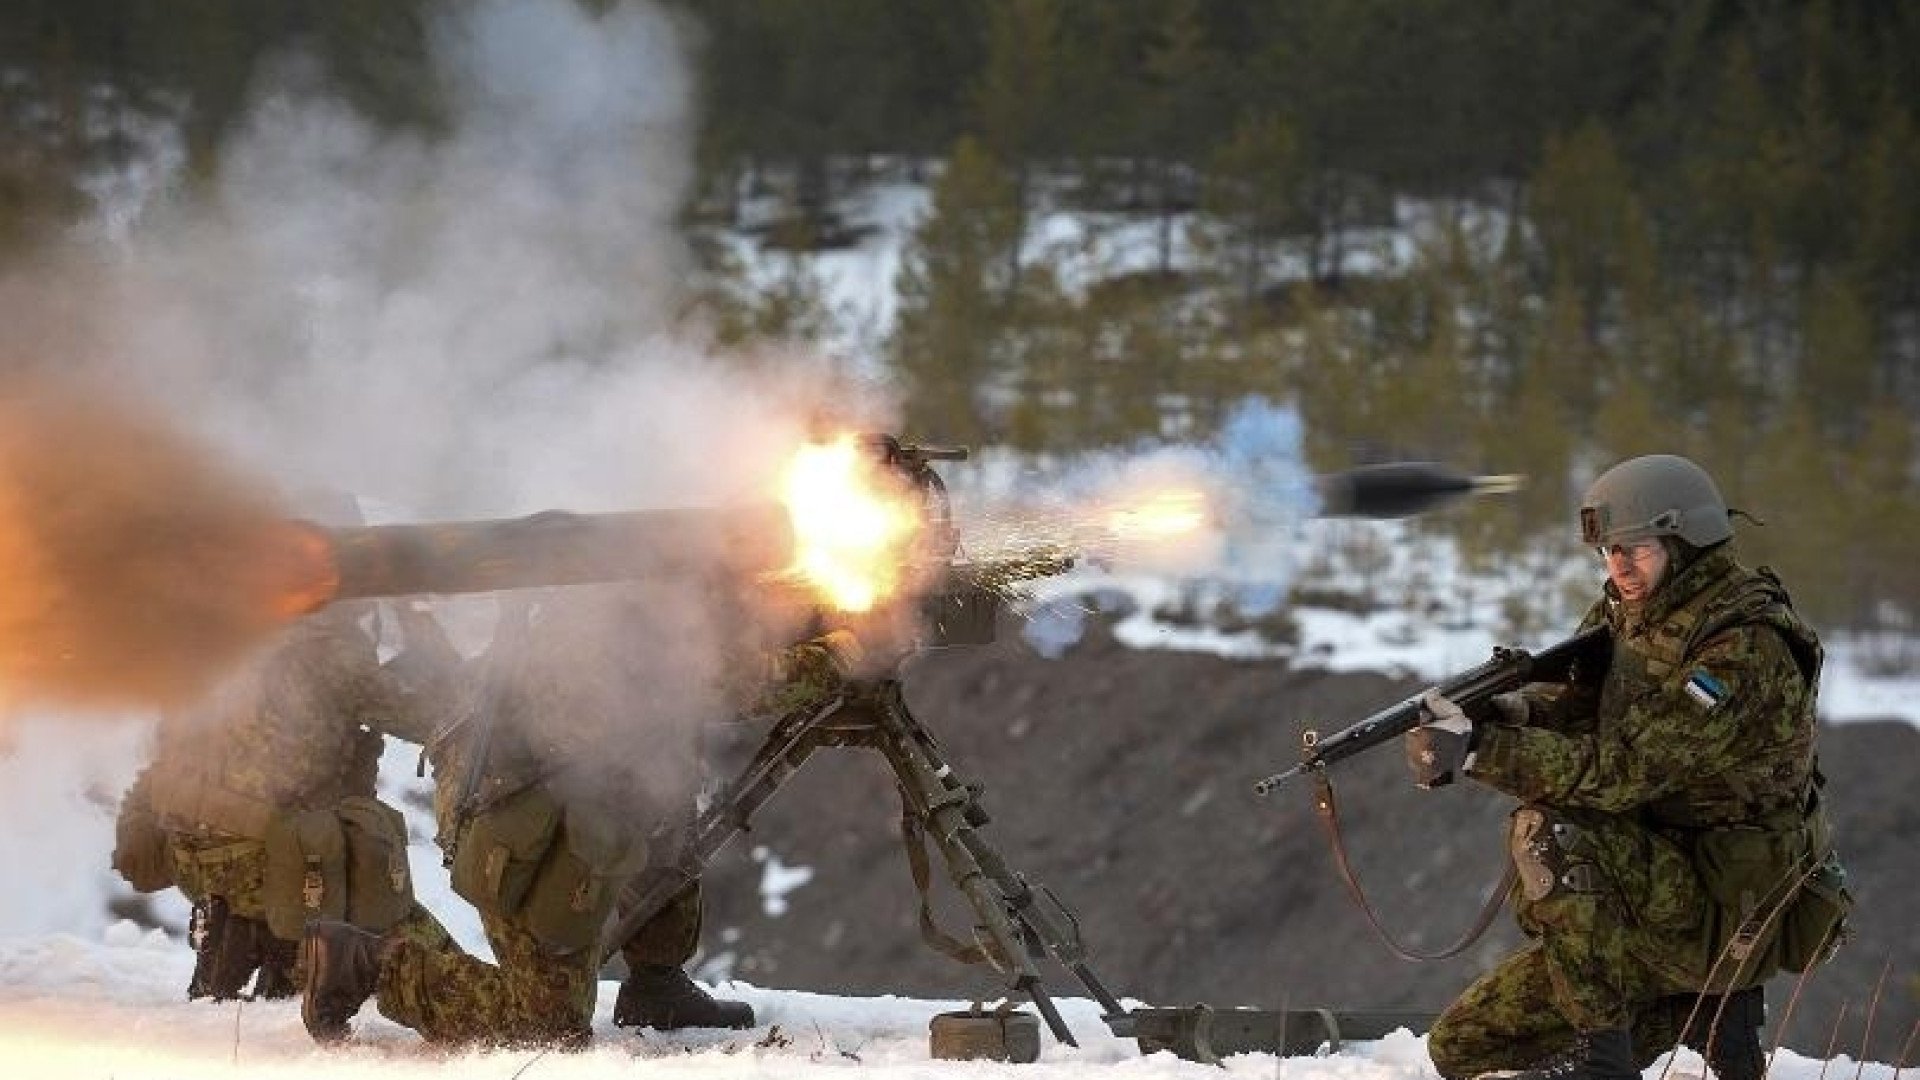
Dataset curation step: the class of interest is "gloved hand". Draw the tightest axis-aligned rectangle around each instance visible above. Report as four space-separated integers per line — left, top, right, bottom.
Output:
766 630 865 708
1405 689 1475 789
1488 690 1530 726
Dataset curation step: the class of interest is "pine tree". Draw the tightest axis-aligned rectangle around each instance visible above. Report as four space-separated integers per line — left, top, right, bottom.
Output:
1196 111 1303 326
1849 94 1920 402
1740 405 1847 626
1527 123 1639 342
1591 365 1666 464
887 136 1023 445
1135 0 1225 274
969 0 1065 288
1840 404 1920 629
1798 271 1877 442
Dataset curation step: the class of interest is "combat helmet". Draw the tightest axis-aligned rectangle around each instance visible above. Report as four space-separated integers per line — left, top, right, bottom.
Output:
1579 454 1732 549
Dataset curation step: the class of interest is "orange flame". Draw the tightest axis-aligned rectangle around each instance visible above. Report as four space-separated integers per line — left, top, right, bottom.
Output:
268 520 343 618
778 435 921 612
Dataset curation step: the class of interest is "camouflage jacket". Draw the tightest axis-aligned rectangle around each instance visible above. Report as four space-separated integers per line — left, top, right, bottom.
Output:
145 612 436 840
1469 545 1822 832
420 585 849 848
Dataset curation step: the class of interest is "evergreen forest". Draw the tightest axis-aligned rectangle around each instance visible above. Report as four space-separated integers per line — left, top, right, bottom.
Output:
4 0 1919 634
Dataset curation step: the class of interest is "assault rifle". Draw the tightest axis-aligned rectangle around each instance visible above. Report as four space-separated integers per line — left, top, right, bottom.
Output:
1250 625 1611 967
1253 624 1612 795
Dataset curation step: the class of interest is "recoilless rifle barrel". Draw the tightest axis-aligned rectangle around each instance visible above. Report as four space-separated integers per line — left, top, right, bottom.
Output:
315 503 794 604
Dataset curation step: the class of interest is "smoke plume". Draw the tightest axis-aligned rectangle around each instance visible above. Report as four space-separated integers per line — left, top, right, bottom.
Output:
0 0 883 935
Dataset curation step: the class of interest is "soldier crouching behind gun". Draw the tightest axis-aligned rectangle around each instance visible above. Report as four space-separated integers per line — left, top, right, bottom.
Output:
110 597 454 1003
298 585 858 1048
1403 455 1849 1080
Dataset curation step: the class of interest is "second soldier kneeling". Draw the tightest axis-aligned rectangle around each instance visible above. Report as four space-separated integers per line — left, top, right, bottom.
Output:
302 589 853 1048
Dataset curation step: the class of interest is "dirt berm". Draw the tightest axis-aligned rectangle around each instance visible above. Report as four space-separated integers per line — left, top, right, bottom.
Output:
697 612 1920 1062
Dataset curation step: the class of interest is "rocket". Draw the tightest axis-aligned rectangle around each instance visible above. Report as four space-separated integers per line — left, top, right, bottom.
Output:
1315 462 1524 519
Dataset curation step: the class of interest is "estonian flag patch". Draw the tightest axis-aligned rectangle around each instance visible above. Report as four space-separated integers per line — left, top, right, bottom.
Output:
1684 668 1729 709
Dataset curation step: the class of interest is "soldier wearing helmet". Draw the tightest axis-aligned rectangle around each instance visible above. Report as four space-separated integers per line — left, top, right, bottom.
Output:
1407 454 1846 1080
296 582 857 1049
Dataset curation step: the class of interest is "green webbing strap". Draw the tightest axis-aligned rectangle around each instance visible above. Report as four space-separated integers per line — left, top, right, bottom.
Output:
897 788 992 966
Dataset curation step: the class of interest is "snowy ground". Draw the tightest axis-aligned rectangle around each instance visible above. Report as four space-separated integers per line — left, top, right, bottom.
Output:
2 927 1905 1080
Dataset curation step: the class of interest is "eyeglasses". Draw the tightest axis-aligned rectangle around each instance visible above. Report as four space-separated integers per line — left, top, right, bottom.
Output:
1597 540 1662 564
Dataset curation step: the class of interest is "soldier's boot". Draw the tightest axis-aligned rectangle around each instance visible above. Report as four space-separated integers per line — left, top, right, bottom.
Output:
1476 1029 1639 1080
613 965 755 1031
253 933 300 1001
1681 987 1767 1080
187 898 265 1002
299 920 392 1044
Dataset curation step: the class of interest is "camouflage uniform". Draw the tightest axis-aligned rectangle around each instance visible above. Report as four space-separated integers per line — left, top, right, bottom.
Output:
1426 545 1824 1079
114 609 448 999
373 821 716 1047
365 592 848 1048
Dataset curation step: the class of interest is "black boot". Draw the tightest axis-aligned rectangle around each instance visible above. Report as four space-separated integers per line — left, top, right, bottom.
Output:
1680 987 1766 1080
253 933 300 1001
186 898 253 1002
300 921 391 1044
613 965 754 1031
1477 1029 1639 1080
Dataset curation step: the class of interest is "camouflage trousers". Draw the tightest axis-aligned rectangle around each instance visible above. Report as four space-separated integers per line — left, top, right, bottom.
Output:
375 882 705 1048
617 881 703 970
168 835 270 920
1427 888 1719 1079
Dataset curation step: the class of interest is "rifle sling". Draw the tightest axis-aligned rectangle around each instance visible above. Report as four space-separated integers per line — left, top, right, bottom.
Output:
1310 770 1513 963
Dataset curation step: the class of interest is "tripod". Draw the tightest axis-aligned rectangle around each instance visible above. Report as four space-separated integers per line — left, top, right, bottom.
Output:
598 673 1131 1046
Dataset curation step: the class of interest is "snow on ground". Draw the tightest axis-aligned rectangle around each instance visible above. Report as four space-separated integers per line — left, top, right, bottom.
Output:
1017 519 1920 728
2 481 1912 1076
2 534 1915 1075
0 928 1902 1080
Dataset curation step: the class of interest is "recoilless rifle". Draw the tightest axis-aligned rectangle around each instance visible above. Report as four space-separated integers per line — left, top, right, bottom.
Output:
317 436 1118 1053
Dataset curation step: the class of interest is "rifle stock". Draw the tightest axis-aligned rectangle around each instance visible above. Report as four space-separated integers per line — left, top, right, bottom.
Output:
1253 625 1610 794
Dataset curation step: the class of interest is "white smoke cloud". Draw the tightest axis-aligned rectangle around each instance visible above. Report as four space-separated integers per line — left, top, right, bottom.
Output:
87 0 815 515
0 0 877 938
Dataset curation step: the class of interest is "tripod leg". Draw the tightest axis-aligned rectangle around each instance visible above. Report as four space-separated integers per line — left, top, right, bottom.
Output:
871 680 1127 1043
1021 977 1076 1048
599 705 837 966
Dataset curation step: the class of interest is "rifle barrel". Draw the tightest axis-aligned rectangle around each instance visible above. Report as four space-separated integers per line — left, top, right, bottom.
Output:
1252 764 1305 795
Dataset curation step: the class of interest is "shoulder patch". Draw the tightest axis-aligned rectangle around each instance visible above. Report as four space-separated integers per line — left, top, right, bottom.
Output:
1684 668 1729 709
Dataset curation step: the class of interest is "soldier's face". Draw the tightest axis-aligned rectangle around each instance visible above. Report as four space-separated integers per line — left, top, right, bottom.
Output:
1600 538 1668 603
